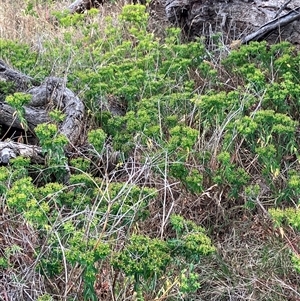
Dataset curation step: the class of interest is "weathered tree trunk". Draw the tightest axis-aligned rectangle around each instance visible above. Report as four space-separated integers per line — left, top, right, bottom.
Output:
67 0 300 46
68 0 103 13
0 60 84 164
162 0 300 45
0 141 44 164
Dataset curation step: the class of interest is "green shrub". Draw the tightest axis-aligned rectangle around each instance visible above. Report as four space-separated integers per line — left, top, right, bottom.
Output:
5 92 32 130
4 1 300 299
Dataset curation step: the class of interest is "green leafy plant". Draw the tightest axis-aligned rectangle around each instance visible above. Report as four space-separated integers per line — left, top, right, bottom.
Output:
269 207 300 231
65 231 111 301
48 109 66 123
291 253 300 274
244 184 261 210
0 39 39 73
167 215 215 295
35 123 68 181
5 92 32 130
88 128 107 154
0 167 9 195
213 151 249 198
6 176 36 212
168 214 216 259
113 234 171 293
108 183 157 225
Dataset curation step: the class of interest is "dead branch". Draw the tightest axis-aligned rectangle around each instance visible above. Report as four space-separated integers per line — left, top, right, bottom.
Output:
0 61 84 147
68 0 103 14
27 76 85 146
0 141 44 164
0 60 38 93
241 6 300 44
163 0 300 45
0 61 85 164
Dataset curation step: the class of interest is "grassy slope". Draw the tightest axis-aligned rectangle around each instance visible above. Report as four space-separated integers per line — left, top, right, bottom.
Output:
0 1 300 300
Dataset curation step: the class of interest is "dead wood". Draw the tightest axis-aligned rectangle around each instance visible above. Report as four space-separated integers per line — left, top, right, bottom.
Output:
241 6 300 44
0 60 85 163
0 60 38 93
67 0 300 46
0 141 44 164
27 76 85 146
68 0 103 13
163 0 300 45
0 101 49 132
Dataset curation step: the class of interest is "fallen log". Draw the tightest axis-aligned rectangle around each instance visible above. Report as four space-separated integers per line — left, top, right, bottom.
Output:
68 0 103 14
0 141 44 164
27 76 85 146
241 6 300 44
0 61 84 146
163 0 300 45
0 60 38 93
0 60 85 163
66 0 300 45
0 101 49 132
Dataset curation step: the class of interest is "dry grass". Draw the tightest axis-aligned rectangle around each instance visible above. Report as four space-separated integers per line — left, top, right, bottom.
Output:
0 0 61 43
167 186 300 300
207 216 300 300
0 0 168 46
0 0 126 52
0 210 46 300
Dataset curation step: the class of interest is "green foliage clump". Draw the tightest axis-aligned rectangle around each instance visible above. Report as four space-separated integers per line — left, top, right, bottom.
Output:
169 214 216 259
185 169 204 194
291 253 300 274
65 231 111 300
113 213 215 298
213 151 249 198
48 109 66 123
109 183 157 224
5 92 32 130
6 177 36 212
0 39 38 73
3 1 300 299
167 215 215 295
113 234 171 279
35 123 68 181
70 157 91 173
53 9 86 27
88 128 107 154
0 80 15 98
269 206 300 276
269 207 300 231
0 167 9 195
168 125 198 153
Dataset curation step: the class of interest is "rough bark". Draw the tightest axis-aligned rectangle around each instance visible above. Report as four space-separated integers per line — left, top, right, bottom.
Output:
0 141 44 164
68 0 103 13
241 6 300 44
162 0 300 45
27 76 85 146
0 60 38 92
0 60 85 163
66 0 300 45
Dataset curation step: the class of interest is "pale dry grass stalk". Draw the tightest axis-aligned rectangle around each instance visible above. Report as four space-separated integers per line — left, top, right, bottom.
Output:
0 0 124 58
0 0 62 43
0 210 49 300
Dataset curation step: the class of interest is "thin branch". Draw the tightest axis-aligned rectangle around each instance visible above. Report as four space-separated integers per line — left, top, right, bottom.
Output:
275 0 292 18
242 6 300 44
